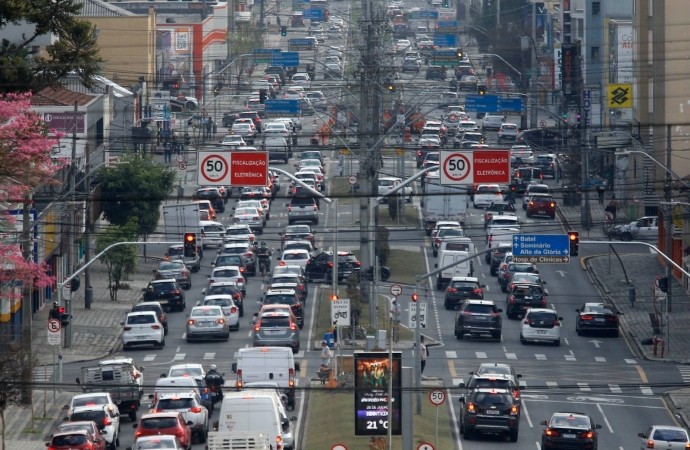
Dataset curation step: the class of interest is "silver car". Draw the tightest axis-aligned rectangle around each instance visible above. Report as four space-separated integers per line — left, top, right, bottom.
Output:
166 244 200 273
233 207 263 234
207 265 246 294
224 224 256 244
186 305 230 341
154 260 191 290
252 310 300 353
200 295 240 330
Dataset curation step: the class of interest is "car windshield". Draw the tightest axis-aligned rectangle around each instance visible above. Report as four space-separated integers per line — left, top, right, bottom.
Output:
72 395 108 407
214 269 240 277
151 282 176 293
490 204 515 212
512 273 539 283
207 285 238 296
135 438 178 449
502 124 517 130
509 264 535 273
551 415 590 429
478 365 511 376
159 262 183 271
283 253 308 260
529 186 550 194
653 429 688 442
192 308 222 317
464 304 495 314
513 286 544 297
469 379 512 389
157 398 194 410
168 247 184 256
205 298 231 307
586 304 614 314
216 255 242 265
265 295 297 305
472 393 512 406
285 244 310 252
260 316 290 327
491 219 517 226
127 314 155 325
445 242 470 251
535 156 553 164
516 169 533 178
226 228 250 236
203 224 224 233
477 186 500 194
450 281 478 290
53 435 88 446
528 311 556 323
141 417 178 429
70 410 106 423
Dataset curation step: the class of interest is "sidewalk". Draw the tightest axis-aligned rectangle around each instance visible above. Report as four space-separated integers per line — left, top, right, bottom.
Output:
666 388 690 429
556 189 627 239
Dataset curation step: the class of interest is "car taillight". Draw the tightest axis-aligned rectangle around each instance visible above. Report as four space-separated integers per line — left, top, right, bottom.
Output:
529 202 534 206
550 202 555 208
473 289 482 294
546 429 559 437
554 319 561 326
486 214 493 220
124 326 132 331
173 290 180 295
233 293 241 299
447 288 457 293
508 296 515 304
327 262 334 267
646 440 655 448
523 318 531 325
135 430 143 437
209 279 215 284
240 267 245 273
542 298 547 305
501 264 507 270
505 272 511 278
510 405 518 415
152 325 161 329
103 416 112 426
580 431 593 439
254 323 260 331
190 407 202 413
467 403 475 413
581 315 593 321
435 238 441 244
216 318 226 324
279 261 285 266
188 320 195 325
289 368 295 387
231 307 237 314
491 311 500 317
288 205 292 212
607 316 618 322
513 389 520 399
155 273 162 279
290 322 297 330
354 261 361 266
181 271 188 276
313 205 318 211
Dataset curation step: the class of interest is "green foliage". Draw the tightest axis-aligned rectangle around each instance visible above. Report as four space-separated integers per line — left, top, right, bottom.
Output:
0 0 103 93
96 218 138 301
97 154 175 239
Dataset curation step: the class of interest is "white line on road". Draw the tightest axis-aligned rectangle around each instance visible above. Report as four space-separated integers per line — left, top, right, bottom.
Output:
519 380 527 388
422 246 443 343
476 352 487 359
247 329 252 338
506 353 517 360
176 346 181 352
565 355 576 361
564 338 569 345
625 358 637 364
448 388 463 450
452 378 464 387
609 384 622 394
596 403 614 433
640 386 654 395
595 357 606 362
522 400 533 427
578 383 591 392
181 333 186 340
143 355 156 362
569 350 574 355
307 286 319 349
546 381 558 389
446 351 457 359
173 353 185 361
535 354 547 360
204 353 215 360
485 285 490 291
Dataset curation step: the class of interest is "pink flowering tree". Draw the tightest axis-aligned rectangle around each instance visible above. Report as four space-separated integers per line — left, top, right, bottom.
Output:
0 93 66 294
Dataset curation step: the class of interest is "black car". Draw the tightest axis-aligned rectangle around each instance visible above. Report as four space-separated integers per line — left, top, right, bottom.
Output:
540 412 601 450
444 277 484 310
534 154 558 178
505 283 546 319
425 65 446 80
575 302 620 337
132 302 168 335
484 202 517 227
212 254 249 279
488 243 513 274
460 388 520 442
454 300 502 340
237 111 263 131
195 187 225 213
304 251 361 283
143 279 185 312
222 110 244 127
416 143 440 168
203 281 244 316
516 128 564 149
458 374 522 405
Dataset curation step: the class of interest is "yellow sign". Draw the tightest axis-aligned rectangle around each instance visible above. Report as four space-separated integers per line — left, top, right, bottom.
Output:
608 84 632 108
673 205 684 230
396 148 403 156
341 149 349 155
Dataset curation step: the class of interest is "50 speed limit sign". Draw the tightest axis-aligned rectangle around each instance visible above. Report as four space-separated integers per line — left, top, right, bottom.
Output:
199 152 229 186
429 389 446 406
441 153 471 183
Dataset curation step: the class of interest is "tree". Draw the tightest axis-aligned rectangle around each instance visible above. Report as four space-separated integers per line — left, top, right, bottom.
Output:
0 93 60 299
0 0 103 94
96 218 138 301
0 348 35 450
97 154 176 239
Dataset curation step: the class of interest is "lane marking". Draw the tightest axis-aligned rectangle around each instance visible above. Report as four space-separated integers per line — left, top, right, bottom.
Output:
448 387 463 450
577 383 591 392
519 380 527 388
564 338 569 346
446 351 457 359
143 355 156 362
448 360 457 378
609 384 622 394
635 365 649 383
595 357 606 362
535 354 547 360
506 352 517 360
640 387 654 396
596 403 614 433
625 358 637 364
546 381 558 389
476 352 487 359
452 378 463 387
204 353 215 360
565 355 576 361
173 353 185 361
522 400 533 427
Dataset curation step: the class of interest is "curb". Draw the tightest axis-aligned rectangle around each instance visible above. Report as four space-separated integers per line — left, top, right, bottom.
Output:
664 392 690 429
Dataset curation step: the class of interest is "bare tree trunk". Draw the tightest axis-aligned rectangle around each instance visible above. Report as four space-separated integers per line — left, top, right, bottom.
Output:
1 406 5 450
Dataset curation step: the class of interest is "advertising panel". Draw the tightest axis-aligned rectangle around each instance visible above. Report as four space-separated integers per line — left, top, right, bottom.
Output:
354 351 402 436
617 25 633 84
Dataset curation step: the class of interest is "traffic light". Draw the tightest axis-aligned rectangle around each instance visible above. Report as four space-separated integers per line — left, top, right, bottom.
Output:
443 0 449 7
457 49 464 58
562 112 568 124
57 307 69 327
387 83 395 92
330 294 339 301
213 87 219 96
184 233 196 257
477 85 486 95
259 89 267 104
568 231 579 257
412 293 418 302
281 26 287 36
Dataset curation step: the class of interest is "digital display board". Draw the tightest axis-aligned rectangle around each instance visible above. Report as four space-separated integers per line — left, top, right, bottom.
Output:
354 351 402 436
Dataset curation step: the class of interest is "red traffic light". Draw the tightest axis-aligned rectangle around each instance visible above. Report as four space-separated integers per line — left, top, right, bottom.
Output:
58 307 65 314
185 233 195 242
412 293 418 302
330 294 339 301
569 232 579 241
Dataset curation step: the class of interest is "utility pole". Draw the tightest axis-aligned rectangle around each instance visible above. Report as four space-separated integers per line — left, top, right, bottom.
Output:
84 142 92 309
666 125 673 313
530 3 538 129
65 100 78 349
578 46 591 229
20 195 33 405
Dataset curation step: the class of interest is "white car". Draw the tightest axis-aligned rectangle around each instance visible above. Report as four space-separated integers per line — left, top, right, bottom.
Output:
520 308 563 346
395 39 411 53
293 171 320 192
168 363 206 378
498 123 519 141
121 311 164 349
431 220 462 238
224 224 256 244
305 91 327 109
263 123 290 137
64 392 118 414
279 249 311 270
221 134 246 147
207 265 246 293
232 207 263 233
473 184 503 208
482 114 506 130
237 199 269 221
283 89 304 100
378 177 413 202
638 426 690 449
510 145 534 165
290 73 311 87
200 295 241 330
66 403 121 448
457 121 479 132
152 391 209 443
230 123 255 143
299 167 326 190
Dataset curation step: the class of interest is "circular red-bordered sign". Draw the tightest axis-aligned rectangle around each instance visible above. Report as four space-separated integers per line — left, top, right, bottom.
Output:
442 153 471 182
331 445 348 450
200 154 229 184
429 389 446 406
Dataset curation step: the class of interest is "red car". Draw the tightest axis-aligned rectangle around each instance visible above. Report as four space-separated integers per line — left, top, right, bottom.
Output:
54 421 106 450
47 430 100 450
525 194 556 219
133 412 192 449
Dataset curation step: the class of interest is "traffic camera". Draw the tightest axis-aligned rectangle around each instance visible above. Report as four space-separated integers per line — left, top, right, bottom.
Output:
568 231 579 257
184 233 197 257
281 26 287 36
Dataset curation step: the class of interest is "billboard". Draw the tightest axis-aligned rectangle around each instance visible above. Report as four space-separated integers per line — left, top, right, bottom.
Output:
561 44 580 108
617 25 633 84
354 351 402 436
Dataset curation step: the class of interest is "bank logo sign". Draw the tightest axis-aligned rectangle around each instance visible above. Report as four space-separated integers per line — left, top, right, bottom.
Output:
608 84 632 108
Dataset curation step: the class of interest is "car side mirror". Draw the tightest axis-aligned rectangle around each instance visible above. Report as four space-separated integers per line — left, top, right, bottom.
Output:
46 444 50 448
211 262 216 267
468 371 474 375
575 309 580 313
206 275 210 279
517 374 522 378
558 317 563 321
540 420 548 426
595 424 602 429
119 321 125 326
152 269 156 273
63 417 68 421
542 280 547 285
295 362 301 372
160 373 167 378
481 284 486 288
132 423 138 429
458 397 464 403
638 433 645 438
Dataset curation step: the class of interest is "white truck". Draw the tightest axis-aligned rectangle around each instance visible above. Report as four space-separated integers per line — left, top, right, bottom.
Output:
76 358 144 421
162 203 204 257
422 173 469 235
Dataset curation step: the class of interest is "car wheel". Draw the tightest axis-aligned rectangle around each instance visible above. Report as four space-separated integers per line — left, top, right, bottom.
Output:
490 267 497 276
198 428 207 444
553 339 561 346
520 333 526 344
159 338 165 348
444 300 449 310
115 433 120 446
463 427 473 440
509 429 519 442
164 327 168 336
129 410 137 421
225 333 231 340
455 330 463 340
500 284 507 293
492 332 501 341
612 329 619 338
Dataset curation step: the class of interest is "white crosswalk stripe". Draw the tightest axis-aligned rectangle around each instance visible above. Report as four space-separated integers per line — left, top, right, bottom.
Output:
505 353 517 360
609 384 622 394
535 354 547 360
577 383 591 392
446 351 457 359
204 353 216 360
33 366 54 382
595 357 606 362
565 355 576 361
475 352 487 359
640 386 654 395
625 358 637 364
546 381 558 389
678 366 690 383
174 353 186 361
143 355 157 362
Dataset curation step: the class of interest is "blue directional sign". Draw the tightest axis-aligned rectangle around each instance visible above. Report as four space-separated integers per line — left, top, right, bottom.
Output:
499 97 525 112
419 11 439 18
302 8 323 19
289 38 315 51
264 99 301 114
252 48 280 63
437 20 458 28
512 234 570 263
433 34 457 47
271 51 300 66
464 95 500 113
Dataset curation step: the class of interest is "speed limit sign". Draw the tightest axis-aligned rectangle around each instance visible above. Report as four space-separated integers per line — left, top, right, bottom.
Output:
441 152 471 184
199 152 229 186
429 389 446 406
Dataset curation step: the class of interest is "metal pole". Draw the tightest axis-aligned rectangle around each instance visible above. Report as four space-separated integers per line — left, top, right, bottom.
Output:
387 307 393 450
20 196 33 405
66 100 78 349
401 367 413 450
53 346 56 403
530 6 538 129
666 125 673 314
414 280 421 415
375 257 380 330
435 404 439 450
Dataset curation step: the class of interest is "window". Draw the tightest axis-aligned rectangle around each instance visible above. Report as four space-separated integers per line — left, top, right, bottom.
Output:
591 46 600 61
592 1 600 15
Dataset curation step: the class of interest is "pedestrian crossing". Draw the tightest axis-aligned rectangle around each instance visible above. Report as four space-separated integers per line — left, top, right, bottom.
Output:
450 377 657 396
139 350 306 363
678 365 690 383
444 351 637 364
33 366 54 383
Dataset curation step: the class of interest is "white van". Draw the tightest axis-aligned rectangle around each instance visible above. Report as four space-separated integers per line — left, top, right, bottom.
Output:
215 390 292 450
232 347 298 410
435 250 473 290
437 237 476 256
485 227 520 262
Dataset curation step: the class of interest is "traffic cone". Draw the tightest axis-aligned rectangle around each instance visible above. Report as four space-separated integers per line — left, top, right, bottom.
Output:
326 369 337 388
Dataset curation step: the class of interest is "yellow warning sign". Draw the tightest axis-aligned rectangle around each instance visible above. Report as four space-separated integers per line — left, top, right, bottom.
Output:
608 84 632 108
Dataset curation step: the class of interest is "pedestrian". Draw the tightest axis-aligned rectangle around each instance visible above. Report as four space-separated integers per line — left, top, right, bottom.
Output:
338 151 344 177
420 174 426 192
607 195 619 221
320 340 332 369
171 131 179 155
277 16 281 27
481 58 486 73
420 336 428 375
597 184 605 204
390 298 402 343
163 141 172 164
205 118 212 140
211 119 217 138
319 124 329 145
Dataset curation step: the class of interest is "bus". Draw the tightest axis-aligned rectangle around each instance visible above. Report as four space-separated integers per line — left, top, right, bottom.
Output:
309 0 329 22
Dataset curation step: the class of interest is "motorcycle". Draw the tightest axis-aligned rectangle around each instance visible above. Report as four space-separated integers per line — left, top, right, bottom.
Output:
361 265 391 282
206 373 224 404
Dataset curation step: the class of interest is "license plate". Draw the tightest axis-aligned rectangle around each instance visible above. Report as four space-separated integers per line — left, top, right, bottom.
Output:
595 318 605 322
485 410 500 415
522 306 529 310
474 316 487 320
199 322 213 327
536 330 547 334
538 210 545 214
562 434 577 439
266 330 285 335
137 335 150 340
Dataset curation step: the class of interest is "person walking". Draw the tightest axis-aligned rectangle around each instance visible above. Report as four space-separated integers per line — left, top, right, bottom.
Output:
319 124 329 146
163 140 172 164
597 184 605 204
607 195 619 221
338 151 344 177
420 336 428 375
320 340 332 369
